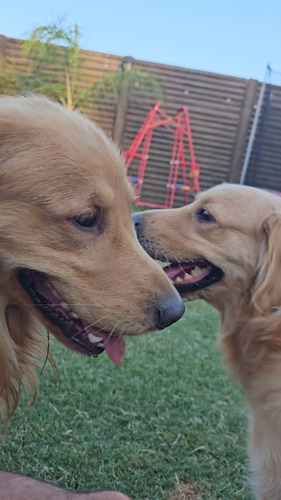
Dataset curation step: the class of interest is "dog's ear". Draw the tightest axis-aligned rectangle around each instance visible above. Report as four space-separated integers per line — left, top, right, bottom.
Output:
252 213 281 313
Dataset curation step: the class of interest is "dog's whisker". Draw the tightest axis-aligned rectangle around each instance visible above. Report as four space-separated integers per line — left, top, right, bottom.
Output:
71 314 112 338
107 320 120 338
106 320 122 342
110 324 126 344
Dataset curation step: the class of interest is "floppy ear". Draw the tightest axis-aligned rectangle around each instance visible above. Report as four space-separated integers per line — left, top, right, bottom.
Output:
252 213 281 313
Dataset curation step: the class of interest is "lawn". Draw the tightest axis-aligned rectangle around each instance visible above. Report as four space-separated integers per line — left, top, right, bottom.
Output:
0 301 253 499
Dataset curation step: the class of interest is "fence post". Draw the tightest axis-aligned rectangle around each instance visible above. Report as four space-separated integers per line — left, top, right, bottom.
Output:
0 35 7 58
112 83 129 147
227 78 258 183
112 56 134 148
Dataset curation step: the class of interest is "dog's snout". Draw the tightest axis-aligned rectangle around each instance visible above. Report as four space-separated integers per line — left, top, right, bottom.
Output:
132 211 184 328
155 294 185 330
132 212 143 238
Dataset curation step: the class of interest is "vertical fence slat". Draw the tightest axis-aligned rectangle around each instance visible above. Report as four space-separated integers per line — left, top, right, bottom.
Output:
228 79 259 183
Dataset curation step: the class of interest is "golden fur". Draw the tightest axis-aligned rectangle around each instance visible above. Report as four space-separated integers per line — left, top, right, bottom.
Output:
0 94 182 419
134 183 281 500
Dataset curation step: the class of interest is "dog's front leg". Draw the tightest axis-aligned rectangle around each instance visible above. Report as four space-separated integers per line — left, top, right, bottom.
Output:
249 412 281 500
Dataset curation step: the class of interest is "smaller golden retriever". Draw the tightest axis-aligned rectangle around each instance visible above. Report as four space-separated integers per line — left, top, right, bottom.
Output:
133 183 281 500
0 94 184 500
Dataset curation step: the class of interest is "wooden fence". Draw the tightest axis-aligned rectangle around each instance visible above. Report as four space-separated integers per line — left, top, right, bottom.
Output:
244 82 281 192
1 35 280 206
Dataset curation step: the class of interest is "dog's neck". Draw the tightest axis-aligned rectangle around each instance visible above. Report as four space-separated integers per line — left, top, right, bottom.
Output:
218 298 281 390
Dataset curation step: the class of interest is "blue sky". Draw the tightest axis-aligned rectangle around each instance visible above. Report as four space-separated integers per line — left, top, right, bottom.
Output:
2 0 281 82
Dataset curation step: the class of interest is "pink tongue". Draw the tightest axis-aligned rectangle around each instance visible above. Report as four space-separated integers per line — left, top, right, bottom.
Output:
103 335 126 366
79 319 126 365
32 273 126 365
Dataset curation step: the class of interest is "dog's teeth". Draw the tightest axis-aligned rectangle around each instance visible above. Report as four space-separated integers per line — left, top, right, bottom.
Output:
88 333 104 344
191 266 202 277
175 276 182 283
184 273 192 280
70 311 79 319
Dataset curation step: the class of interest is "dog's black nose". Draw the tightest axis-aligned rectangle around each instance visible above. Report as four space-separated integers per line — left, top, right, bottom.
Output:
155 294 185 330
132 212 142 238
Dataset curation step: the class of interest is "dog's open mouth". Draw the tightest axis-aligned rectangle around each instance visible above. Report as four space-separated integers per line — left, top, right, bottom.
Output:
17 269 125 365
163 260 223 295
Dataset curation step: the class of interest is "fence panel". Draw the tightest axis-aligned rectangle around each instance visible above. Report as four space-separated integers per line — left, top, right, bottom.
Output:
1 35 270 206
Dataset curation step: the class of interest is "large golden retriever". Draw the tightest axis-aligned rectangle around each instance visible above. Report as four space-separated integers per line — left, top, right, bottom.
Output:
133 183 281 500
0 94 185 500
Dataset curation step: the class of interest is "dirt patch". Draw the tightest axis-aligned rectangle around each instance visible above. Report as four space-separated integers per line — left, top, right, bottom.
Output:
168 480 203 500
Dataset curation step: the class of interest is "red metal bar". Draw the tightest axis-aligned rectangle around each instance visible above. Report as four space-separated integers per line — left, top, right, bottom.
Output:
177 113 189 205
136 200 166 208
135 123 154 203
182 106 200 193
169 114 184 208
165 113 181 208
123 102 200 208
122 102 160 169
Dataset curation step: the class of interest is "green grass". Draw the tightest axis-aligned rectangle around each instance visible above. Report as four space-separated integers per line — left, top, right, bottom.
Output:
0 301 253 499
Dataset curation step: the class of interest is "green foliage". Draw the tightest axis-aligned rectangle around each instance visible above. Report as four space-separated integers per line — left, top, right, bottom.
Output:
0 301 253 499
0 58 20 95
20 20 83 109
93 66 164 104
2 19 164 110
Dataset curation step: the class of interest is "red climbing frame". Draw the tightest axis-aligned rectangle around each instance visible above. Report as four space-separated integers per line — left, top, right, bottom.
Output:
122 101 200 208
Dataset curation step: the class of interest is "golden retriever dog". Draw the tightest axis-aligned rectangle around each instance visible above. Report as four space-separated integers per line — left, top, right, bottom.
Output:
0 94 185 500
133 183 281 500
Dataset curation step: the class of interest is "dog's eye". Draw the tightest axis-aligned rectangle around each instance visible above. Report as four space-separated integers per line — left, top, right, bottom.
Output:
74 210 101 231
196 208 216 223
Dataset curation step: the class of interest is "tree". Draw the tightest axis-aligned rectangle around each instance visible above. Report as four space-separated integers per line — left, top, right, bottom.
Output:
8 19 164 111
20 20 83 109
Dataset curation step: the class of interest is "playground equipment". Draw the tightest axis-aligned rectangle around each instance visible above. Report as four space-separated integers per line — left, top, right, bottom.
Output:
122 101 200 208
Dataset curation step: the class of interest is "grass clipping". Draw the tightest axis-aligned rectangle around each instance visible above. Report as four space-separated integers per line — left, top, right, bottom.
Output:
168 481 202 500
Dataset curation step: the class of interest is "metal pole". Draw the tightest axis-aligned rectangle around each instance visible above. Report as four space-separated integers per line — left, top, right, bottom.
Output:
239 64 271 185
